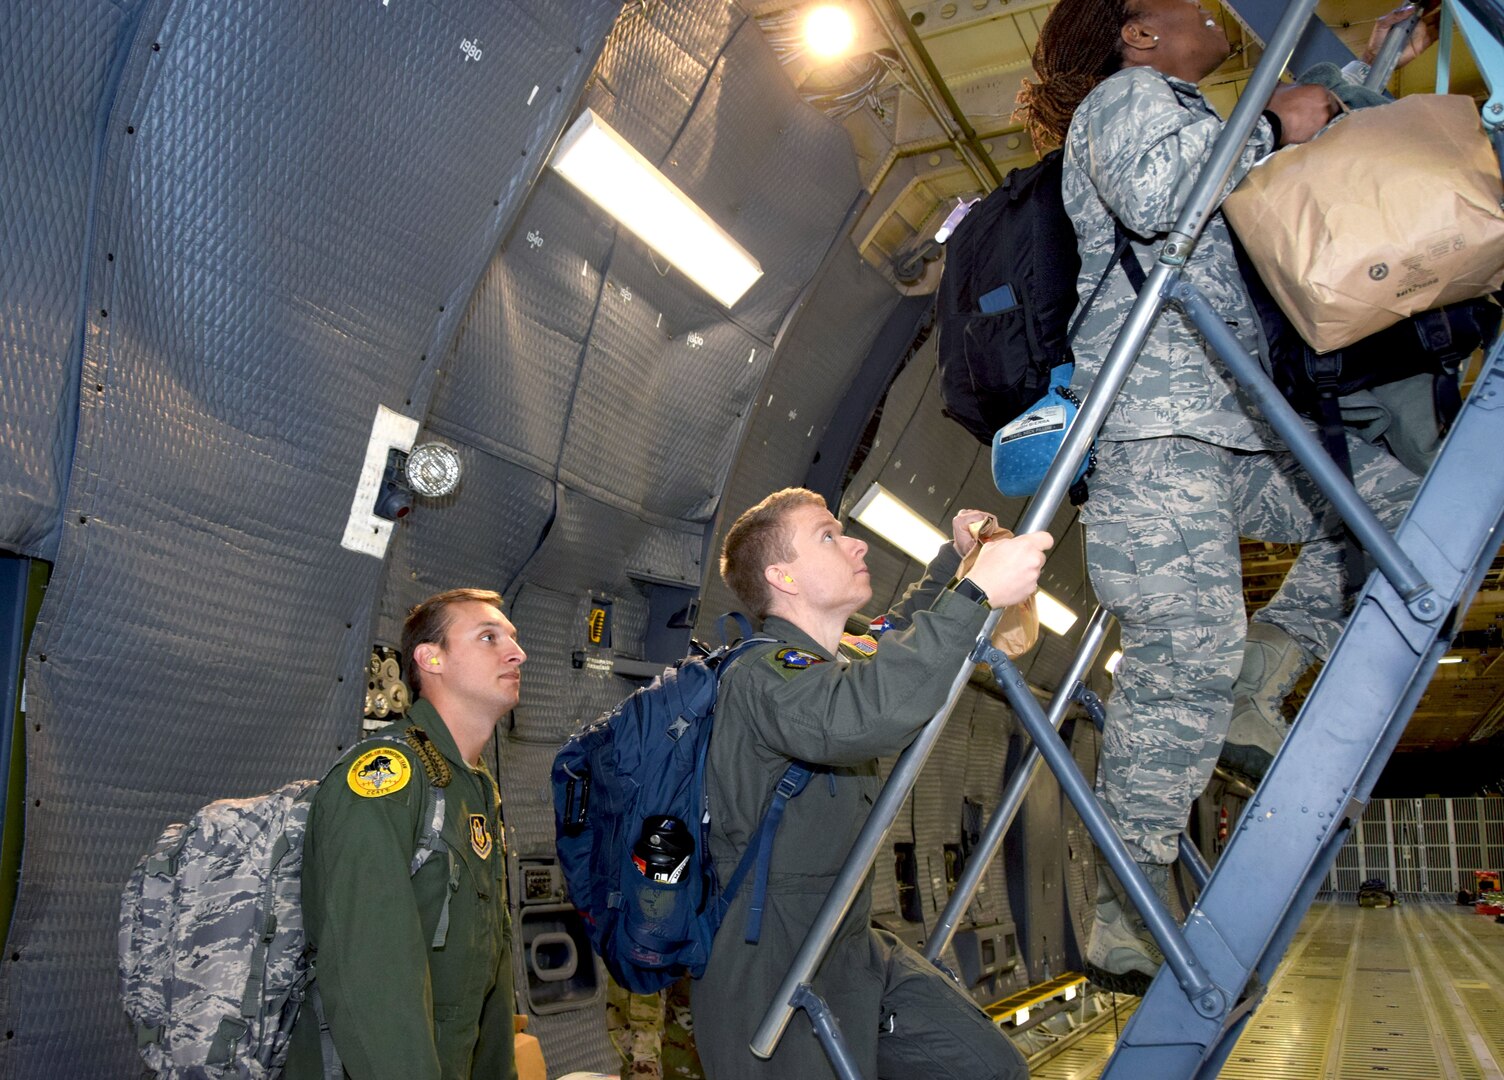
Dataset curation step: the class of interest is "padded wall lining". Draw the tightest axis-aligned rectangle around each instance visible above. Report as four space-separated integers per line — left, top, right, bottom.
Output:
696 246 904 624
1 1 619 1072
0 1 143 558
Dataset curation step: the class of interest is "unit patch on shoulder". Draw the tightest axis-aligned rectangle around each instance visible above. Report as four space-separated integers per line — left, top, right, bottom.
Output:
346 747 412 798
839 633 878 658
770 647 825 670
469 813 494 859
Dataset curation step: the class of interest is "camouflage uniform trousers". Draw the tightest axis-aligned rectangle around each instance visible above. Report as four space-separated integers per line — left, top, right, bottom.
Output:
607 976 665 1079
1083 433 1417 864
606 974 706 1078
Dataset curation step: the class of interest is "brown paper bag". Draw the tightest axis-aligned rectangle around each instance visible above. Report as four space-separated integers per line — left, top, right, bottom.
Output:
1221 94 1504 353
956 517 1040 659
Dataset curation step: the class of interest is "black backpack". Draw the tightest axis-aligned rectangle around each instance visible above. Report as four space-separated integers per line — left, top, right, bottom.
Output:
936 150 1083 444
1232 237 1501 475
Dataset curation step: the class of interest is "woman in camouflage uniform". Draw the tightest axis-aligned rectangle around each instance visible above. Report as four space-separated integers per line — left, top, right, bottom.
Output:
1015 0 1422 993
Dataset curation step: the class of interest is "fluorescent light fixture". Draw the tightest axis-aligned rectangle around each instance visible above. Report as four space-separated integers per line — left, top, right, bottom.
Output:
804 5 857 59
1438 655 1464 664
549 109 763 308
1036 589 1078 636
849 483 947 563
1105 650 1123 674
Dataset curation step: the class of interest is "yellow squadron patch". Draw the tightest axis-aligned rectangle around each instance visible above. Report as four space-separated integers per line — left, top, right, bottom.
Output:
346 747 412 798
469 813 494 859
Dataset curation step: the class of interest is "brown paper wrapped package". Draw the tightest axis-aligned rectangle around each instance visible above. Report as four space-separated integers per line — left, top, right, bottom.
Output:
956 517 1040 659
1221 94 1504 353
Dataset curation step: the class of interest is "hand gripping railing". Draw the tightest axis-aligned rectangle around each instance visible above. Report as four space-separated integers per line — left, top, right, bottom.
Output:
922 606 1113 965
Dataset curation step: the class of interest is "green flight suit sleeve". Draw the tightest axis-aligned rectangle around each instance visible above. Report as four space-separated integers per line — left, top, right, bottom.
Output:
881 544 963 632
304 746 443 1080
1080 67 1275 237
745 586 988 766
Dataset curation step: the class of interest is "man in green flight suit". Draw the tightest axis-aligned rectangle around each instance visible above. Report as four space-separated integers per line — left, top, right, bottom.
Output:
284 588 524 1080
691 488 1051 1080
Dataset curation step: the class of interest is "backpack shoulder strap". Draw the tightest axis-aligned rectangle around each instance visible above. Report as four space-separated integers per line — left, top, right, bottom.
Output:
413 783 453 949
710 632 781 682
722 761 816 945
717 611 757 646
1066 220 1145 346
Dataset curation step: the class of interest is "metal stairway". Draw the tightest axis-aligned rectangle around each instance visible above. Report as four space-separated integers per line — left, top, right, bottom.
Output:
748 0 1504 1075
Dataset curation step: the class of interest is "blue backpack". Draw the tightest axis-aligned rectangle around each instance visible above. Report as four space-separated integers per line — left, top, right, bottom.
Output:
552 621 812 993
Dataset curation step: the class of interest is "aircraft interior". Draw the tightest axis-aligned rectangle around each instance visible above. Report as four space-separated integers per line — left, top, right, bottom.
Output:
2 0 1504 1076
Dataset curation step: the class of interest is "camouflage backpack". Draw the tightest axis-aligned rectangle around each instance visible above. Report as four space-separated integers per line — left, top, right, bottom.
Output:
118 734 448 1079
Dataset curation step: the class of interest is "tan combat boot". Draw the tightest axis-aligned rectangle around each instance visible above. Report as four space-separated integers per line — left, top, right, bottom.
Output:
1084 862 1170 996
1220 621 1311 782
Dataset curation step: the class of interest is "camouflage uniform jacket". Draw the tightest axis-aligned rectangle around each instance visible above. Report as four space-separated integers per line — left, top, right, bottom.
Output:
691 544 988 1076
283 699 516 1080
1063 65 1278 449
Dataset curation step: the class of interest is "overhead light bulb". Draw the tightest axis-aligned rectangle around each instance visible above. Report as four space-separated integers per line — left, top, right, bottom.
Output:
1105 650 1123 674
849 483 948 563
805 5 857 60
1437 655 1464 664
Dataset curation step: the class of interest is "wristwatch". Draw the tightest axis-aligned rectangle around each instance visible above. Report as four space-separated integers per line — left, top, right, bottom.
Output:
951 576 990 608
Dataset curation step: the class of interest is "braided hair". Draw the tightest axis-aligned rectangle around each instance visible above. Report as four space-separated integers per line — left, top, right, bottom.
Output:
1015 0 1135 154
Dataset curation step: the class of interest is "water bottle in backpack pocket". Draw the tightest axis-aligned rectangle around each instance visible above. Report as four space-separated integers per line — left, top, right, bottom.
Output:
619 815 697 963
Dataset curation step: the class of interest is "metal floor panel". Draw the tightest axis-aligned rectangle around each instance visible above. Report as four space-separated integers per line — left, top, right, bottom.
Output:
1030 901 1504 1078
